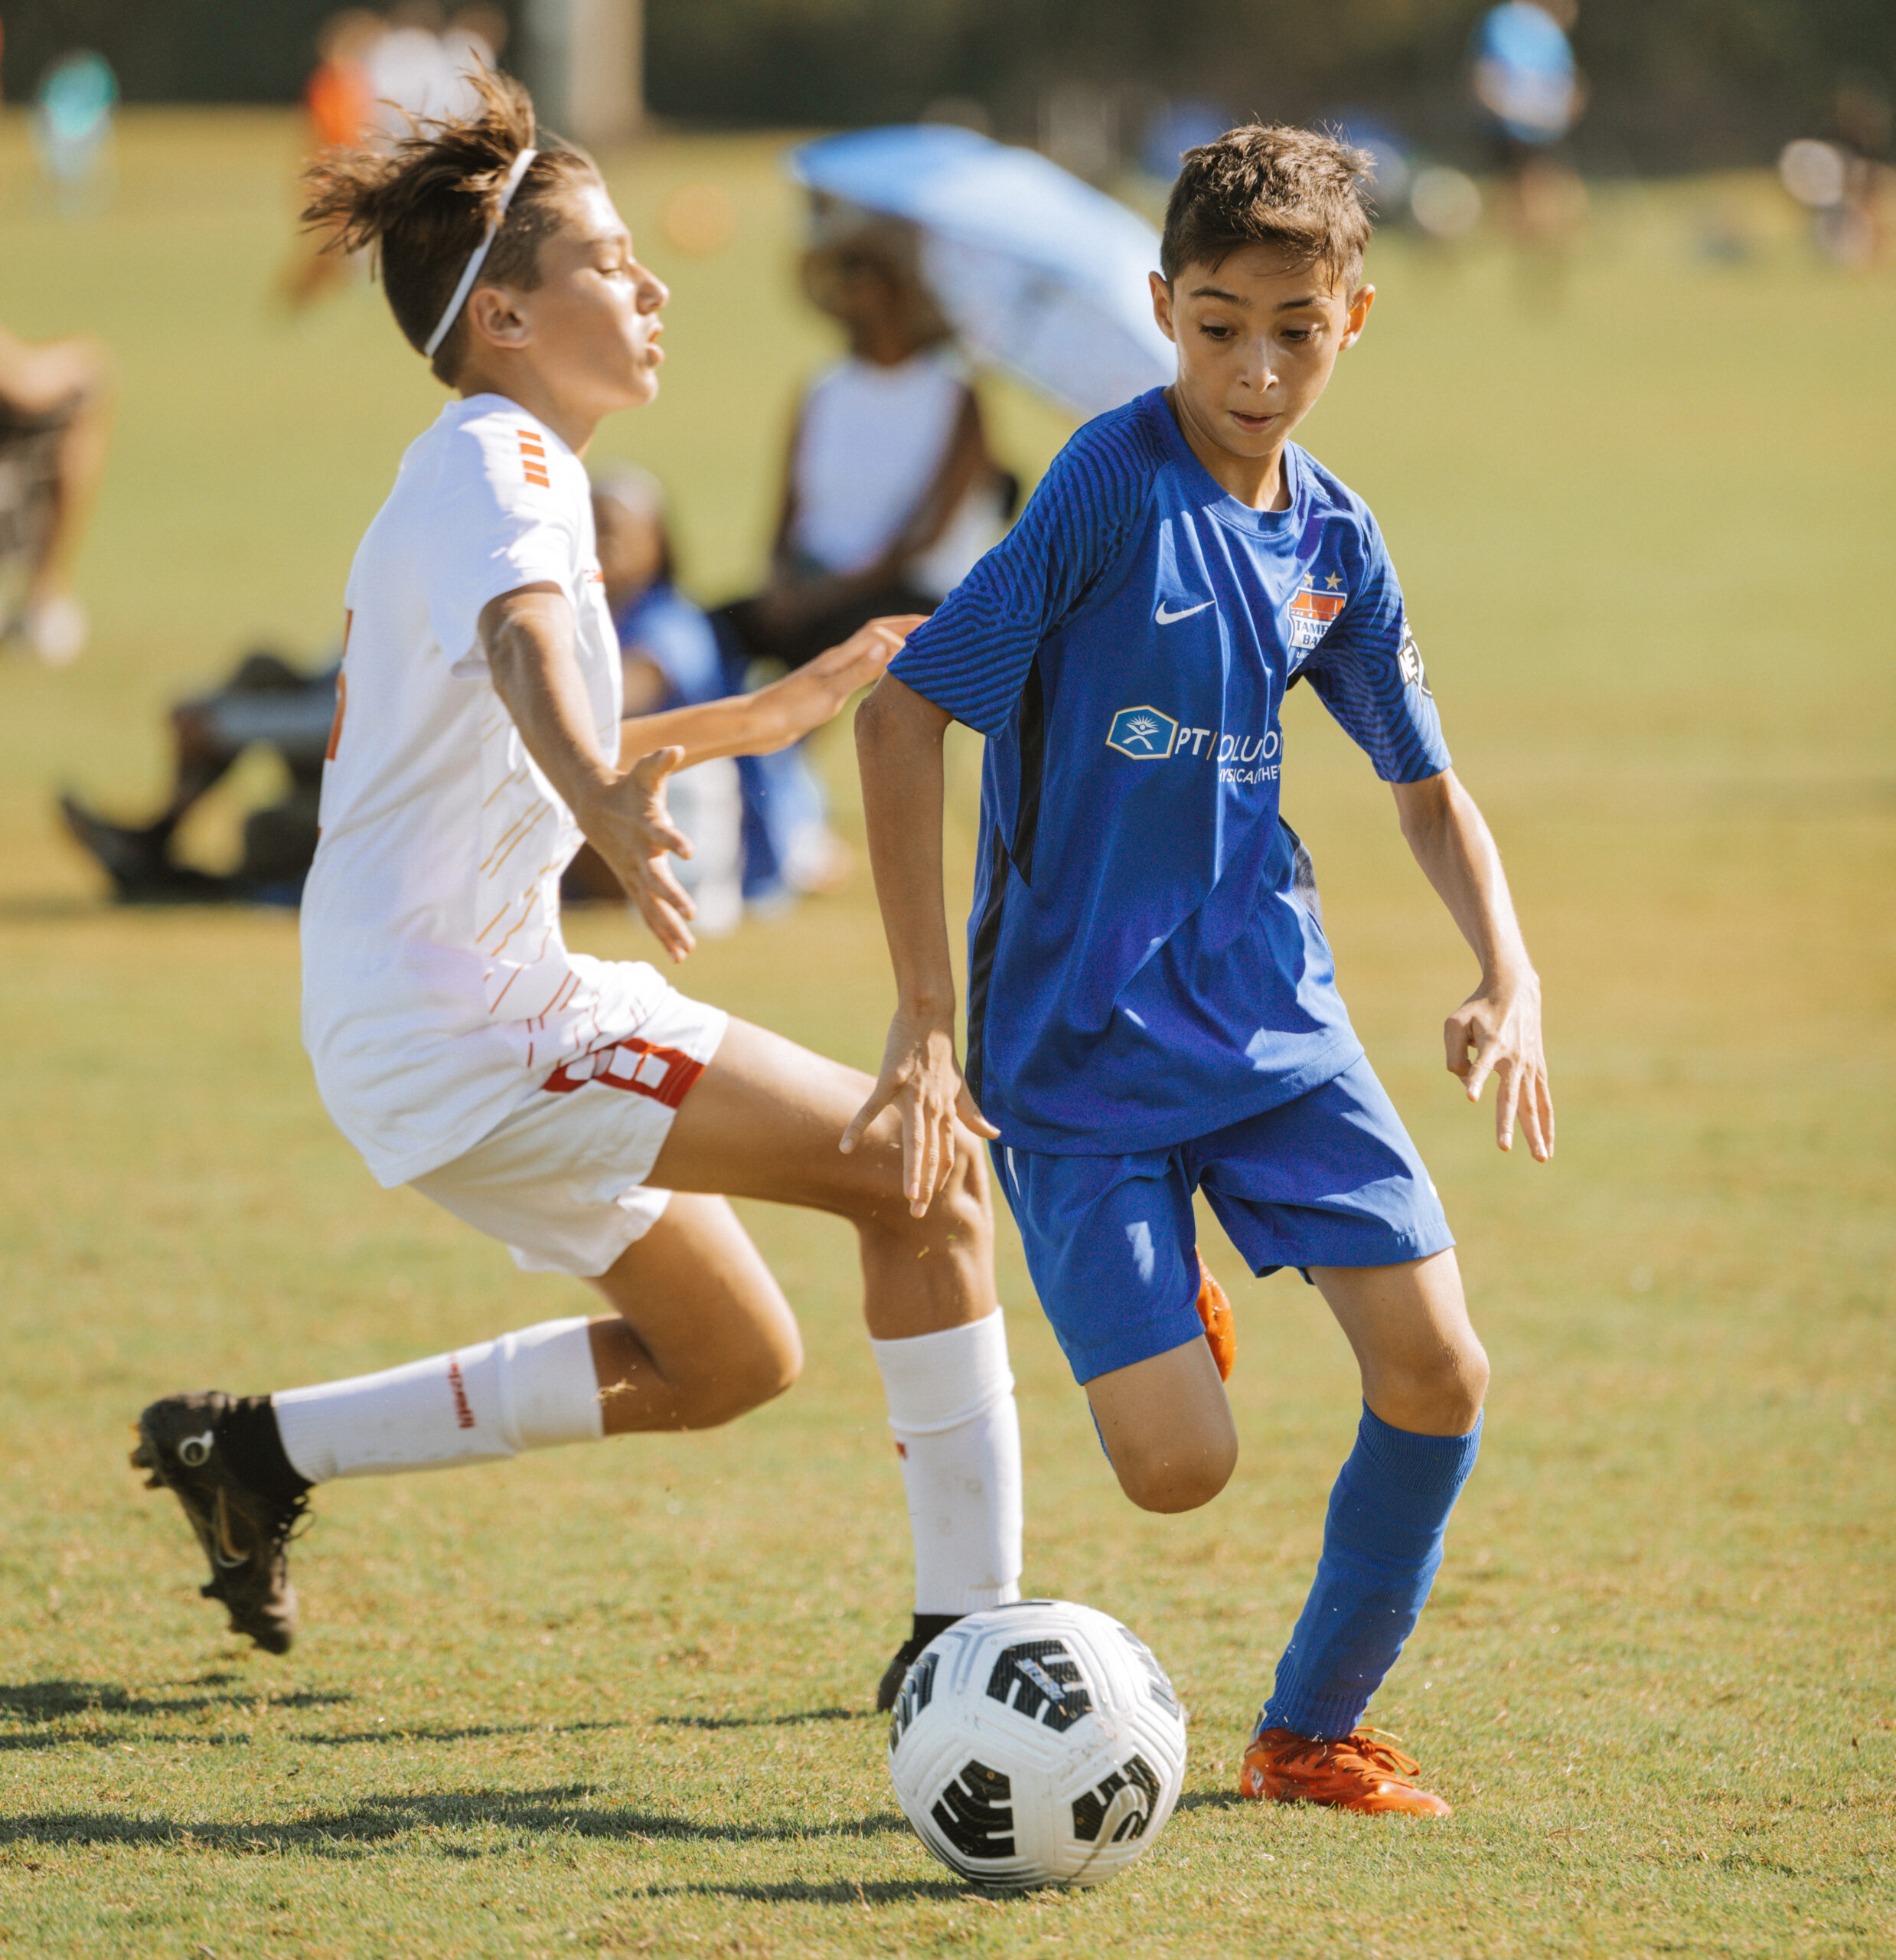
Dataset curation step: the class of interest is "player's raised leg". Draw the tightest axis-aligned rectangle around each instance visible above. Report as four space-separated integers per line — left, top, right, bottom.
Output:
645 1015 1023 1706
134 1024 1022 1683
1083 1338 1236 1514
1239 1250 1486 1818
131 1191 804 1655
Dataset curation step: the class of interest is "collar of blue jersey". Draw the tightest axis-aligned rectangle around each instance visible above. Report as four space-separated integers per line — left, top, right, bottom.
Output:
1144 387 1306 535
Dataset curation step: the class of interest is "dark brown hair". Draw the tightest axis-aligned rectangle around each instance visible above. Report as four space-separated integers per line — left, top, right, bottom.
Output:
1160 124 1373 289
302 67 600 384
799 214 952 353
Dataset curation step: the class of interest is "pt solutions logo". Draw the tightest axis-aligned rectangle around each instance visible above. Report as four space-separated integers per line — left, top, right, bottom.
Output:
1105 706 1178 759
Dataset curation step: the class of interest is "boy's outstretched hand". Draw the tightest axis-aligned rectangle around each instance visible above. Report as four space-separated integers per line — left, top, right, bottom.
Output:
840 1007 1000 1218
1446 969 1554 1161
574 743 698 962
849 668 1000 1214
748 615 925 753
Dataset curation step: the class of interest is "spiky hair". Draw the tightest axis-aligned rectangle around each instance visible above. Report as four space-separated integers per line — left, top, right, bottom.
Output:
1161 124 1373 288
301 67 599 383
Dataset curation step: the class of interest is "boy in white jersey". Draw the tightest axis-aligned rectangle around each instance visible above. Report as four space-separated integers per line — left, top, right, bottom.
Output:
131 73 1020 1707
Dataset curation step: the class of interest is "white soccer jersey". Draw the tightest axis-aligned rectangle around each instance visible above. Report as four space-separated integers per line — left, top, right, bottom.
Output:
302 393 664 1187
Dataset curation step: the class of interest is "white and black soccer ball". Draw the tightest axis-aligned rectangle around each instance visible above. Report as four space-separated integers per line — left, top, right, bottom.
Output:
886 1599 1188 1890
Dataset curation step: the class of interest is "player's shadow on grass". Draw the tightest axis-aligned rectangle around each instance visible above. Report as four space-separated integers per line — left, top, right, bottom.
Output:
300 1720 630 1747
0 1677 351 1747
628 1877 977 1907
652 1705 868 1730
0 1787 913 1857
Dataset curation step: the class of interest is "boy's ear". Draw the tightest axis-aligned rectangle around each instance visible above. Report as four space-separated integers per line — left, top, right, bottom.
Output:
1340 283 1375 349
1149 270 1177 345
466 283 530 352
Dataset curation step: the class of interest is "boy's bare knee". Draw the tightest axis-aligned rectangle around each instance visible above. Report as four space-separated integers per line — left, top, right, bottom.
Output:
1114 1435 1237 1514
681 1325 802 1429
935 1136 990 1233
1369 1333 1488 1437
860 1127 991 1253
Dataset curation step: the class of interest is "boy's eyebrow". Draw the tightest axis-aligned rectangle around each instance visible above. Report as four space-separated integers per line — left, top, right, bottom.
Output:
1186 286 1329 310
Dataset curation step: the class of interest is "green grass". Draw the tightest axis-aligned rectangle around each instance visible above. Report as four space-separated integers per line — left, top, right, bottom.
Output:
1 113 1892 1957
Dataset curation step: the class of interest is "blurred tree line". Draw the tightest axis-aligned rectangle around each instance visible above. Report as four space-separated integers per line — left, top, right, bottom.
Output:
1 0 1888 169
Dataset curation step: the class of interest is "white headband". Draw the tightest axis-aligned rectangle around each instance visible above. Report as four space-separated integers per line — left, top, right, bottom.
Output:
422 146 538 359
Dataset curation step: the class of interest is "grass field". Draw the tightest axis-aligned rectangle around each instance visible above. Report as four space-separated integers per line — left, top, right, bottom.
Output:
1 111 1892 1958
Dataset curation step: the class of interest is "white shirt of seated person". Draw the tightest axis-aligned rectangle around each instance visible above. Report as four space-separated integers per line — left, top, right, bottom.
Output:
302 394 665 1188
788 345 1004 596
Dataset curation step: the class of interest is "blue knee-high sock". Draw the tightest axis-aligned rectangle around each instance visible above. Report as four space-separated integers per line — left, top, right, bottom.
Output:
1259 1405 1482 1741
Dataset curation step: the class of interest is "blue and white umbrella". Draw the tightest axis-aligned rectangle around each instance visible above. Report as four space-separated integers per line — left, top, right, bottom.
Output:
787 124 1174 420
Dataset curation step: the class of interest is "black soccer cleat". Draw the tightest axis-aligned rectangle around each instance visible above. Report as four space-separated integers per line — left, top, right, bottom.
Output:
131 1393 307 1655
875 1613 964 1713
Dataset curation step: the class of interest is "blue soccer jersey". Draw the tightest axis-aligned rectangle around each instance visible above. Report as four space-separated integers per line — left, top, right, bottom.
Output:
889 387 1451 1156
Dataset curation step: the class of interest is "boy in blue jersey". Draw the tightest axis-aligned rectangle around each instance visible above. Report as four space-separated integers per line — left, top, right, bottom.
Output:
847 126 1553 1818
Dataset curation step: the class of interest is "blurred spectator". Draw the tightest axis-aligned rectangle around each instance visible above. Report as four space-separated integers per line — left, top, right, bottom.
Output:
307 8 381 149
1471 1 1588 251
365 1 506 140
284 5 508 312
280 9 387 311
0 324 111 665
33 49 116 198
1779 80 1895 269
715 215 1013 673
563 472 745 933
59 648 337 903
576 470 860 918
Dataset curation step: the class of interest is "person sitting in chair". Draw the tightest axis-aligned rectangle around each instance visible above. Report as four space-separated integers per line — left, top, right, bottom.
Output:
716 213 1014 673
59 648 337 903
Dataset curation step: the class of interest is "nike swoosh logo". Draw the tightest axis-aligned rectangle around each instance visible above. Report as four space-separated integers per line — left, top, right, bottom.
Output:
1155 599 1214 625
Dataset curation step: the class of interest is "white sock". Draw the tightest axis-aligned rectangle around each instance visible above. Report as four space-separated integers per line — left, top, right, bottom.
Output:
870 1309 1023 1617
273 1317 604 1483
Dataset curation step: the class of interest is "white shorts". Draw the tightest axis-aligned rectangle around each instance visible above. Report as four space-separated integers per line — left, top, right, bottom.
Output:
410 983 728 1278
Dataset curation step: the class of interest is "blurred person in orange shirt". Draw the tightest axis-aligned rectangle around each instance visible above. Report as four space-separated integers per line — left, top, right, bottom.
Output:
280 9 387 310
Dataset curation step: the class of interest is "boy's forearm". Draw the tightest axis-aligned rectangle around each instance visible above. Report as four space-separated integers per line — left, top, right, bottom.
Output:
621 691 791 770
855 677 958 1014
1394 769 1535 985
481 588 617 813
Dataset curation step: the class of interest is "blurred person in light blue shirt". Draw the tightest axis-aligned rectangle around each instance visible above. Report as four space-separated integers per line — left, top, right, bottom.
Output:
1472 1 1583 152
574 470 847 927
1471 1 1589 260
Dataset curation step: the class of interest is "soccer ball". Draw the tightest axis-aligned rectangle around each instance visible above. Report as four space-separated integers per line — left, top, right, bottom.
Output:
886 1599 1188 1890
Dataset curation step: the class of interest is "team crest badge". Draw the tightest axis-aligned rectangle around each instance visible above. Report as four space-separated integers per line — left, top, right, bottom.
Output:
1289 573 1346 651
1106 706 1177 759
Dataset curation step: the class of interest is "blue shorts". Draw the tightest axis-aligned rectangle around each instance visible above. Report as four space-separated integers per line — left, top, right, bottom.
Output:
991 1055 1454 1384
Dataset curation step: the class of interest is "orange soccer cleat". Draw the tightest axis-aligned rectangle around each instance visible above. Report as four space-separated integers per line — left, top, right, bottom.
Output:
1238 1726 1453 1818
1195 1250 1235 1380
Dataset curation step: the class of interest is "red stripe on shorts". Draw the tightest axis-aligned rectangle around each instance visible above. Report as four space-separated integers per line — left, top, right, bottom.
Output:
542 1035 704 1109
